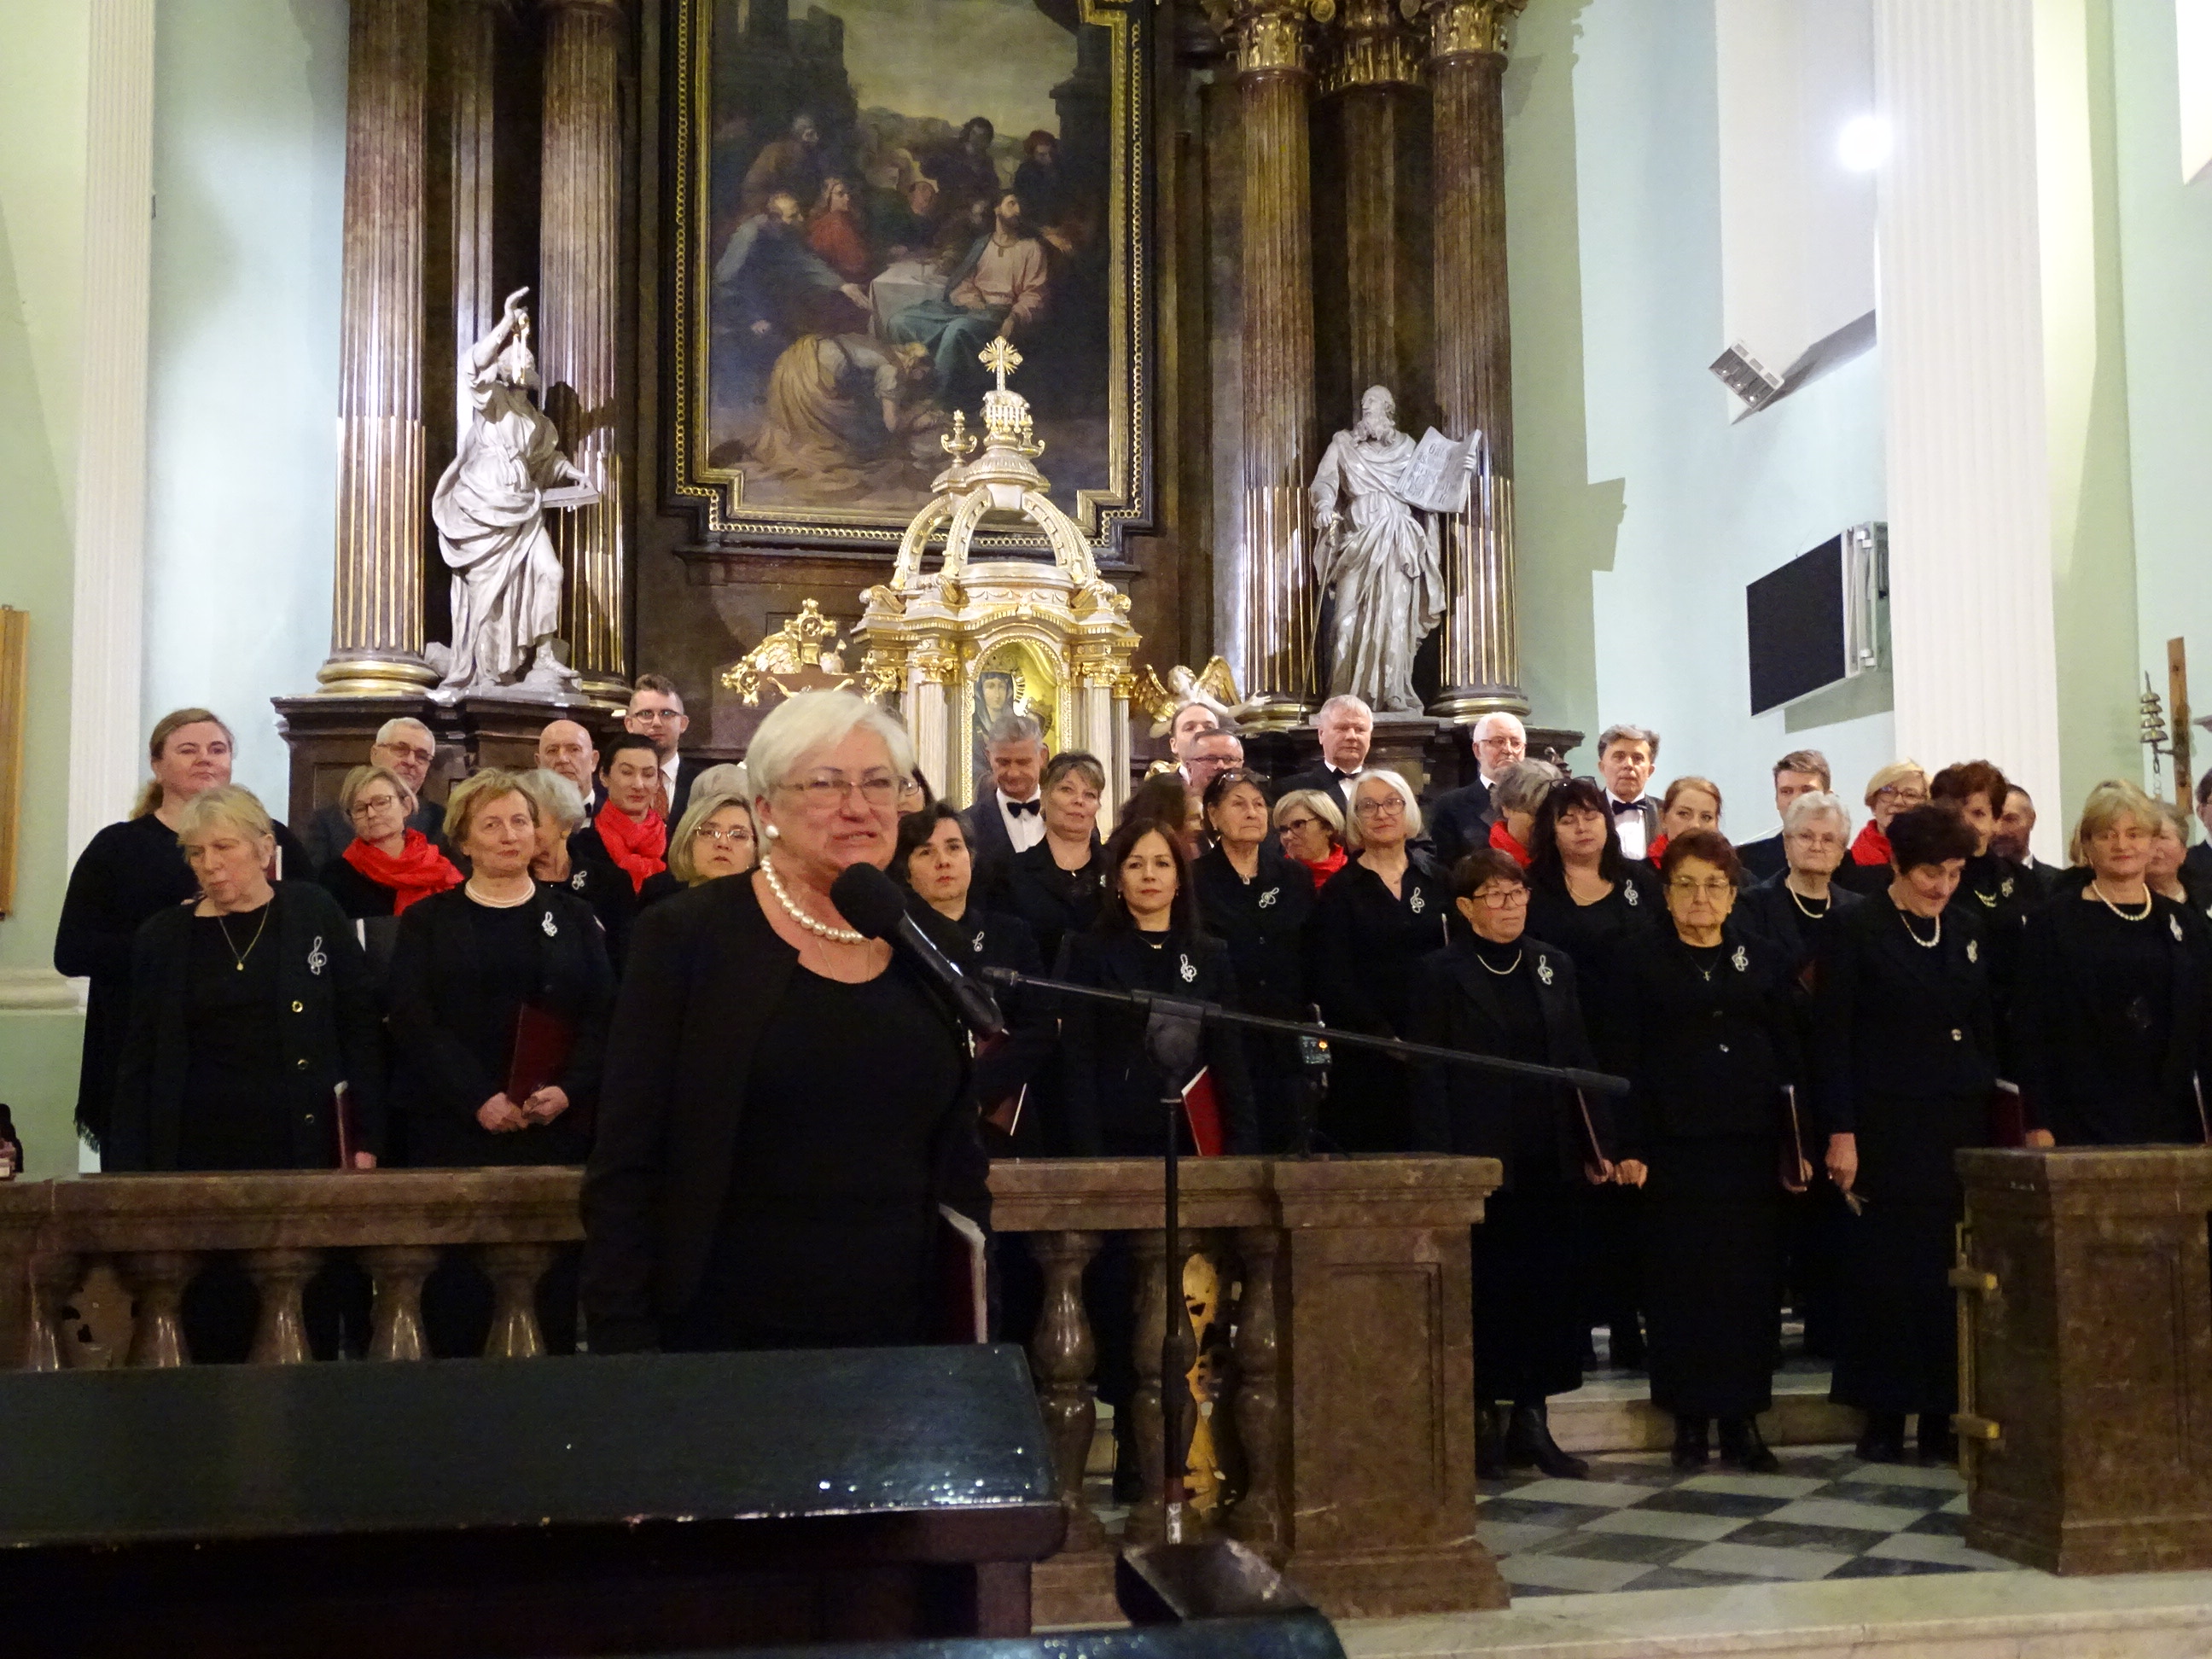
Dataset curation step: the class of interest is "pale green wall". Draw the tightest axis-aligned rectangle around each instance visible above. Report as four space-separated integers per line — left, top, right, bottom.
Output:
0 2 90 1177
1507 0 1894 840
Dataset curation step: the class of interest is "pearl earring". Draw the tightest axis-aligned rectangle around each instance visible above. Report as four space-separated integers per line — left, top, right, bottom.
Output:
764 824 780 839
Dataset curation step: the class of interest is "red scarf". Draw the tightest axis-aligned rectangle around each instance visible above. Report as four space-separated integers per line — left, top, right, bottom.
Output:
342 829 462 914
595 799 668 892
1849 820 1892 867
1647 833 1669 868
1298 846 1348 890
1488 818 1532 868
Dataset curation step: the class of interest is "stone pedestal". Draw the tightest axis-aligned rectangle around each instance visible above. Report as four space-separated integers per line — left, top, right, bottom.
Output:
1955 1147 2212 1574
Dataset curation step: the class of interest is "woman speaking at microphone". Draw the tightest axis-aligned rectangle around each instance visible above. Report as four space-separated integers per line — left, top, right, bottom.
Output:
581 691 989 1353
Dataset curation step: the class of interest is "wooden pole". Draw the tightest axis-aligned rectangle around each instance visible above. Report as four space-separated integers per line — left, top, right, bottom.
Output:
2169 637 2192 817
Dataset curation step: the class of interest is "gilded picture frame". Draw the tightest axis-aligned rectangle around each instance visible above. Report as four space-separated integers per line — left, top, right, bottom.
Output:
667 0 1151 551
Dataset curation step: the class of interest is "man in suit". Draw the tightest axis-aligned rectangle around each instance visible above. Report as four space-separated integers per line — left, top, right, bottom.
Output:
536 718 603 815
1427 711 1526 871
1733 748 1831 882
963 710 1049 892
1593 723 1661 861
626 673 708 823
1185 726 1244 807
1272 694 1374 818
1995 784 2065 890
301 716 446 870
1164 701 1221 784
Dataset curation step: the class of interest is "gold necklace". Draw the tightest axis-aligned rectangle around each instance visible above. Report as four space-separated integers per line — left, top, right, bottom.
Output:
215 904 271 972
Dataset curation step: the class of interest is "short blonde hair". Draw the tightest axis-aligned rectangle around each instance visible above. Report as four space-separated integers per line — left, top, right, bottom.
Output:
515 768 586 833
1862 760 1928 808
445 769 538 853
747 690 916 804
172 784 272 848
1342 768 1423 852
2069 778 2161 865
339 764 415 820
1272 788 1344 846
667 791 754 885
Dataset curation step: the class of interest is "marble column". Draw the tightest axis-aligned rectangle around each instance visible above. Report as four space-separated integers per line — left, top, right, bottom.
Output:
539 0 629 700
1231 0 1319 728
318 0 436 697
450 0 502 391
1323 0 1421 400
1423 0 1525 720
1872 0 2060 824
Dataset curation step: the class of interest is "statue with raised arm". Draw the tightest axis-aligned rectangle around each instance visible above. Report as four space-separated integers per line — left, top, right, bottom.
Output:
431 287 593 695
1308 385 1477 714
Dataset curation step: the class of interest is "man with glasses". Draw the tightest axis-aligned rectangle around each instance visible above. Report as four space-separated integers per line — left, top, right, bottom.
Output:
302 717 445 871
1184 726 1245 807
626 673 707 823
1733 749 1831 884
1427 711 1528 871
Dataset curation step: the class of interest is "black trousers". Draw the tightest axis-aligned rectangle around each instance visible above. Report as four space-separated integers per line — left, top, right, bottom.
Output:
1473 1179 1591 1405
1641 1134 1781 1420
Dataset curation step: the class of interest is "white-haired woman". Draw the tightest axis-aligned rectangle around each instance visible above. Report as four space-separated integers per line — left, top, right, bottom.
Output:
638 790 757 911
582 691 988 1353
56 709 311 1153
1738 791 1861 975
1308 767 1452 1151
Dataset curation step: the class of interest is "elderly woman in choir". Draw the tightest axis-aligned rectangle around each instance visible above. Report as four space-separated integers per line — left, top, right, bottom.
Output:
1485 760 1563 868
1838 761 1929 894
1812 802 1992 1464
996 750 1109 969
2015 780 2212 1150
1737 792 1860 975
1606 830 1803 1473
1273 788 1348 889
317 764 463 919
1309 769 1453 1151
1649 777 1721 869
583 691 988 1353
1409 848 1615 1481
640 791 758 910
2146 800 2212 916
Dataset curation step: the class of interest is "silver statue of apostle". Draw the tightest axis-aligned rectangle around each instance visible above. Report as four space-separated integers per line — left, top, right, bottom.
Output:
1308 386 1477 714
432 287 593 695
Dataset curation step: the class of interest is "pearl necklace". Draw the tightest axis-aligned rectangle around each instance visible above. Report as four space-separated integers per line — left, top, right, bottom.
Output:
2090 880 2153 922
1785 884 1830 920
759 856 865 944
1899 907 1941 949
465 878 535 909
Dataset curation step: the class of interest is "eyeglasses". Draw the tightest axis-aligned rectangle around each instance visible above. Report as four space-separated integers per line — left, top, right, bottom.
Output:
628 709 683 725
377 744 434 765
785 771 905 808
1278 816 1318 833
348 794 404 820
1668 878 1735 899
1874 785 1926 806
1353 796 1406 818
696 825 754 845
1470 888 1529 908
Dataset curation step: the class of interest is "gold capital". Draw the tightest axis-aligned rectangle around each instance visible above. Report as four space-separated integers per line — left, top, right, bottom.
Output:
1423 0 1522 61
1233 0 1314 76
1324 0 1421 90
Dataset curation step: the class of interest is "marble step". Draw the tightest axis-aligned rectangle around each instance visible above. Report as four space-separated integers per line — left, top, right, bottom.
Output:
1548 1369 1857 1454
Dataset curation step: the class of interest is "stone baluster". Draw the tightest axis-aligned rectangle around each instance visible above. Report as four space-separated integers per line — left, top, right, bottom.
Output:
479 1243 554 1357
244 1249 320 1365
364 1244 439 1360
1226 1224 1285 1554
25 1255 83 1373
122 1251 197 1368
1423 0 1526 721
1025 1231 1105 1552
1124 1229 1170 1545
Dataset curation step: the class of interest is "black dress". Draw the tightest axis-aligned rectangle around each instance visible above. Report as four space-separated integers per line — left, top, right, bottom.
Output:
997 837 1107 971
317 855 399 920
172 909 294 1170
1193 844 1318 1152
2015 891 2212 1145
1608 923 1800 1420
1814 894 1995 1420
564 826 642 968
1408 935 1611 1406
1309 853 1454 1152
54 811 309 1150
933 904 1055 1155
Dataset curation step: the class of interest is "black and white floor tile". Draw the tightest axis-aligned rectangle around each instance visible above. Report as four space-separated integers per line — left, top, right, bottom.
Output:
1480 1445 2011 1597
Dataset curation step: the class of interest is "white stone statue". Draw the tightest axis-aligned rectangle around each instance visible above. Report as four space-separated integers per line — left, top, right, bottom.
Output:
1308 386 1479 714
432 287 595 695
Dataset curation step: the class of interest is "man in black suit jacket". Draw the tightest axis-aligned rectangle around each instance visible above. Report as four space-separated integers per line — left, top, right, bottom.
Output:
626 672 708 823
1592 722 1661 862
536 717 606 817
1733 748 1832 883
963 711 1049 892
1427 711 1527 872
1272 694 1374 818
1995 784 2066 891
300 715 447 870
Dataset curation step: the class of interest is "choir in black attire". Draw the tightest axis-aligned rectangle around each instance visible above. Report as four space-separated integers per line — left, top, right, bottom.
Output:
1309 847 1453 1152
1000 837 1107 971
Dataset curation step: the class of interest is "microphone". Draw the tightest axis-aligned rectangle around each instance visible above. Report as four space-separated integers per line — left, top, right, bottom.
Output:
830 862 1007 1039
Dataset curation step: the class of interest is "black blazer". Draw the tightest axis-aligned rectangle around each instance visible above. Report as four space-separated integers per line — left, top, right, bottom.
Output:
108 882 385 1170
1054 928 1256 1154
579 876 986 1353
1272 763 1359 818
1406 935 1613 1184
1308 853 1455 1039
1191 844 1313 1019
383 884 614 1161
1604 923 1802 1153
961 793 1041 891
1425 780 1493 874
1735 876 1864 980
937 901 1056 1149
995 836 1106 971
566 825 643 967
1734 833 1787 884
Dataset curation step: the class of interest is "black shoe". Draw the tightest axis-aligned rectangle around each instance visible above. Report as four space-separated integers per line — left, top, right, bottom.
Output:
1855 1412 1907 1464
1505 1403 1589 1479
1917 1415 1958 1464
1670 1414 1710 1470
1609 1323 1647 1371
1717 1415 1779 1473
1476 1402 1509 1481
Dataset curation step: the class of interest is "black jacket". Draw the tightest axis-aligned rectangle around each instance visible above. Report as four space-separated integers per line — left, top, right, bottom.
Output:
383 884 615 1162
1190 844 1313 1019
1272 764 1359 818
938 902 1056 1150
1308 853 1456 1039
1735 875 1864 981
992 836 1107 971
1406 935 1613 1183
579 876 987 1353
1734 833 1787 884
1425 779 1493 874
565 826 643 967
108 882 385 1170
960 793 1042 893
1054 928 1257 1154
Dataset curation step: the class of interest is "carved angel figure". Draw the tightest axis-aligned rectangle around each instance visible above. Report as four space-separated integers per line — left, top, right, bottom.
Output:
1135 655 1255 736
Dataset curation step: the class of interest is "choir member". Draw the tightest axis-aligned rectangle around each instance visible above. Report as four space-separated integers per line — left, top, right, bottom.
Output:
517 769 626 932
1309 769 1452 1151
1994 786 2061 888
2015 780 2212 1148
2146 799 2212 919
300 717 445 870
1272 695 1373 818
1485 760 1563 868
316 764 462 919
583 691 987 1353
1408 848 1615 1479
2190 771 2212 884
996 750 1109 969
1594 725 1661 860
1734 750 1831 883
639 790 757 910
1195 767 1317 1152
1426 713 1527 871
1057 813 1256 1156
1736 793 1861 975
1648 776 1721 868
1838 761 1929 894
1930 760 2033 930
566 731 667 966
55 708 310 1152
1273 789 1348 889
1813 802 1992 1464
1607 830 1802 1471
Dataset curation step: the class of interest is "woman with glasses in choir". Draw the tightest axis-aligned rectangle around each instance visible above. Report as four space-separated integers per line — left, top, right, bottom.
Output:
639 791 758 910
1484 760 1564 869
1837 761 1929 894
2146 799 2212 918
1737 793 1860 975
1272 789 1348 890
317 764 463 919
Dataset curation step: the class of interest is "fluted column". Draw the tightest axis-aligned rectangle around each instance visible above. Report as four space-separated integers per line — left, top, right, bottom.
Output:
1323 0 1421 399
1231 0 1319 728
540 0 629 700
1424 0 1525 720
318 0 437 697
451 0 502 392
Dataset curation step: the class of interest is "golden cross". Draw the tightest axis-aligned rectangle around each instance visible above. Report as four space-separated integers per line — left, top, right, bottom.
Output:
979 336 1022 391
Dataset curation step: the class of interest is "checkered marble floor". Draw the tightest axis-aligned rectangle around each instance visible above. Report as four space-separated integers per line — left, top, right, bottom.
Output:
1481 1443 2012 1597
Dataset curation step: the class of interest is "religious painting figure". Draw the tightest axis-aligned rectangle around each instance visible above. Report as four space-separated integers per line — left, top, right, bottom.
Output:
431 288 591 694
1309 386 1476 714
747 333 935 498
741 110 827 218
885 190 1048 405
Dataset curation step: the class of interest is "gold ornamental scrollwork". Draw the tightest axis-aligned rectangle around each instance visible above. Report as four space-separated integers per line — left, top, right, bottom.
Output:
1233 0 1313 75
1423 0 1522 61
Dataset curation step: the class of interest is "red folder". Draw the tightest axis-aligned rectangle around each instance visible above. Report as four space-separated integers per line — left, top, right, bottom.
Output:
333 1083 361 1169
1182 1068 1224 1157
1988 1080 2026 1149
506 1004 575 1103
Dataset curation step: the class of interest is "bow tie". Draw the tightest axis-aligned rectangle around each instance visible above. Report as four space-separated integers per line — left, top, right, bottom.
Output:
1610 798 1642 816
1006 797 1041 817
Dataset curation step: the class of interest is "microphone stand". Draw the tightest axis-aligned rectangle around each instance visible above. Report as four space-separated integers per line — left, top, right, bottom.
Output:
979 964 1630 1542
